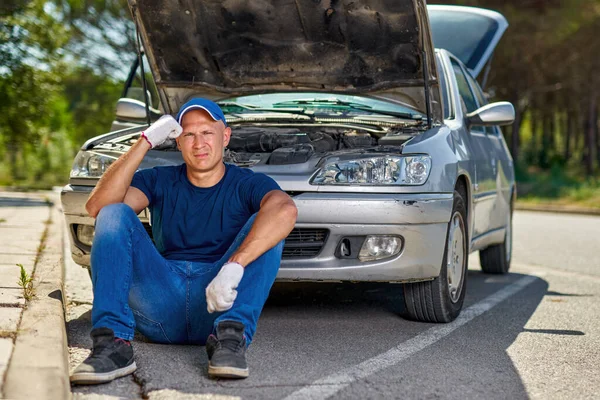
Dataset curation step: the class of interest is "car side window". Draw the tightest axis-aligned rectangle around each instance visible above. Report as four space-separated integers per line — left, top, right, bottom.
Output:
436 54 451 120
451 59 484 133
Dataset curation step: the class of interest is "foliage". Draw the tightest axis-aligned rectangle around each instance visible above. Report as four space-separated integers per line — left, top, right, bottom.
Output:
60 0 136 75
0 65 122 188
516 162 600 208
0 0 125 188
62 65 123 144
0 0 69 72
0 64 74 187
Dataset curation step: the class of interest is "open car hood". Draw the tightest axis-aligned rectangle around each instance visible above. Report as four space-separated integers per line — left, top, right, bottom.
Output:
428 5 508 77
128 0 442 122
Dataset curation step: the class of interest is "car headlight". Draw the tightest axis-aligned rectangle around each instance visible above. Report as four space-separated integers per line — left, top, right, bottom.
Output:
311 155 431 185
70 151 118 178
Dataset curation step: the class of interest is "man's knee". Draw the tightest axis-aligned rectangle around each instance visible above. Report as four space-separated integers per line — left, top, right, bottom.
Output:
95 203 138 234
97 203 137 221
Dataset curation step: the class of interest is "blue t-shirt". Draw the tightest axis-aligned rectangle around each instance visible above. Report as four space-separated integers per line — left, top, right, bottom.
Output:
130 163 280 262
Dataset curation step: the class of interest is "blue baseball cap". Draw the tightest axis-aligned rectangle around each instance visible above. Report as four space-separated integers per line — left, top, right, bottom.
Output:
176 98 227 127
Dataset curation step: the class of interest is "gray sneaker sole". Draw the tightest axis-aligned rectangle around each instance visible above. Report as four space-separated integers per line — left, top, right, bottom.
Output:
208 364 249 379
70 361 137 385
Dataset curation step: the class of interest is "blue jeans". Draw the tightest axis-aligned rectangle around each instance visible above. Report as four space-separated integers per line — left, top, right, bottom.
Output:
90 203 283 345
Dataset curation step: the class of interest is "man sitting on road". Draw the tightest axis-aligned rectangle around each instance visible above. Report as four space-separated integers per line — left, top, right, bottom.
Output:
70 98 298 384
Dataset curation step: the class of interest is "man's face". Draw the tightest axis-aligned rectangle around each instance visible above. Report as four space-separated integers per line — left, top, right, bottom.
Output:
176 109 231 174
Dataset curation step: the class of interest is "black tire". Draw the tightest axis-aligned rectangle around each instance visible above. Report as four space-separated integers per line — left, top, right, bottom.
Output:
403 190 468 323
479 196 513 275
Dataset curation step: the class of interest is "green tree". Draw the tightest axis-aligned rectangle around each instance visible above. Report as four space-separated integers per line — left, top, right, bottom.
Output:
0 0 127 186
60 0 136 75
62 65 123 144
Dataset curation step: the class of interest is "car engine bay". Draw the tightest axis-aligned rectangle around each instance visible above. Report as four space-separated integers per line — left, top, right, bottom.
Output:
107 124 418 167
223 126 415 166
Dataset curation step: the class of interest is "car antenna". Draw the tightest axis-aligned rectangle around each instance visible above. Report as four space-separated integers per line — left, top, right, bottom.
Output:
421 49 432 129
121 57 139 99
132 4 152 127
420 7 433 129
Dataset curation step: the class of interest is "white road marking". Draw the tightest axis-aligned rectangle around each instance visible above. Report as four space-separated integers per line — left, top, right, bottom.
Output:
284 275 538 400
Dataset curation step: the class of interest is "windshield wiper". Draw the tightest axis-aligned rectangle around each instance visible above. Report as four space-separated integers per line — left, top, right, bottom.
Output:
271 98 424 121
218 101 421 128
218 102 318 124
218 102 310 116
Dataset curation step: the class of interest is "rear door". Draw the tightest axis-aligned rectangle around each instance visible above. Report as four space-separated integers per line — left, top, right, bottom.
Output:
427 5 508 78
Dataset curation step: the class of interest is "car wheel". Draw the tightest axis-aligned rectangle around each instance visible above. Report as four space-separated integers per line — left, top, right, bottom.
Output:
403 190 468 323
479 196 513 274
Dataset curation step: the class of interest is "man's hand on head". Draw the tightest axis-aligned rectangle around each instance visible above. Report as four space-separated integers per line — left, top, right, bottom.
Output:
206 262 245 313
141 115 183 148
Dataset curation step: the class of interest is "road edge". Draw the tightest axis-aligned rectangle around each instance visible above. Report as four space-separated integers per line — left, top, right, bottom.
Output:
3 192 70 400
515 202 600 216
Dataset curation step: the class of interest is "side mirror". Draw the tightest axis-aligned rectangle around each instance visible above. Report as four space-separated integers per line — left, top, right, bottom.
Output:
467 101 515 126
115 98 162 122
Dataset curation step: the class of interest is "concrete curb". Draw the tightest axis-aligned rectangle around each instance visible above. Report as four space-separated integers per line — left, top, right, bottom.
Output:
3 192 71 400
515 203 600 216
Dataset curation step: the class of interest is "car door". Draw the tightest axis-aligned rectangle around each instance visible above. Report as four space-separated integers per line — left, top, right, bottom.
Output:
463 71 512 231
450 57 497 238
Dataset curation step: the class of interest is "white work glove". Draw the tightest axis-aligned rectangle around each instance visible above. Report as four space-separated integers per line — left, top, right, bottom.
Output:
141 115 182 148
206 262 245 313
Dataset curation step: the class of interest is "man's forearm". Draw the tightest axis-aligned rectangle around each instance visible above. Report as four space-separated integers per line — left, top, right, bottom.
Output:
228 195 297 267
86 138 150 217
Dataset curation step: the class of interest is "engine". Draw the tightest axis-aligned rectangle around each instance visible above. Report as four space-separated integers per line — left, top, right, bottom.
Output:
225 127 378 165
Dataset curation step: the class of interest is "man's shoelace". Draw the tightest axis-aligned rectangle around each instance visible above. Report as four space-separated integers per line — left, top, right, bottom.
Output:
219 338 243 352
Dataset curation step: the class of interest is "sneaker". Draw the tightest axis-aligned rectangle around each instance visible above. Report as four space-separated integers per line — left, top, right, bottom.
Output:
206 321 249 378
70 327 137 385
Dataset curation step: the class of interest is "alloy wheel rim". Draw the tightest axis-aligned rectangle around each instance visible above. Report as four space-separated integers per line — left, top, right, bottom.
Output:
446 211 465 303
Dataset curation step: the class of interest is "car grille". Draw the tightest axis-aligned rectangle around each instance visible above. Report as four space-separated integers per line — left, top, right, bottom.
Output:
142 224 328 259
282 228 328 259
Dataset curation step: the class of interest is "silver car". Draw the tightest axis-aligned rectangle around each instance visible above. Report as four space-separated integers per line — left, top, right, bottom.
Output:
61 2 515 323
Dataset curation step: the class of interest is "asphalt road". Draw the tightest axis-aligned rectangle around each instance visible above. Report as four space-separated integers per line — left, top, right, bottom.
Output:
65 211 600 400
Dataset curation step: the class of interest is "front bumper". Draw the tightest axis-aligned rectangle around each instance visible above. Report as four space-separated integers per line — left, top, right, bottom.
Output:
278 192 452 282
61 185 453 282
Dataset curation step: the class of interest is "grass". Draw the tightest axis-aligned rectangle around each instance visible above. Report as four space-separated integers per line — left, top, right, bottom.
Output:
12 204 53 303
16 263 35 301
516 164 600 209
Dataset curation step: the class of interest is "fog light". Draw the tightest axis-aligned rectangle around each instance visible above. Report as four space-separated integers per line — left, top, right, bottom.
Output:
76 224 95 247
358 235 403 261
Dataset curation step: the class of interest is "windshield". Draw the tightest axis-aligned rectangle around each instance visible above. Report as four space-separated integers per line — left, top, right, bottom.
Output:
218 93 421 118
